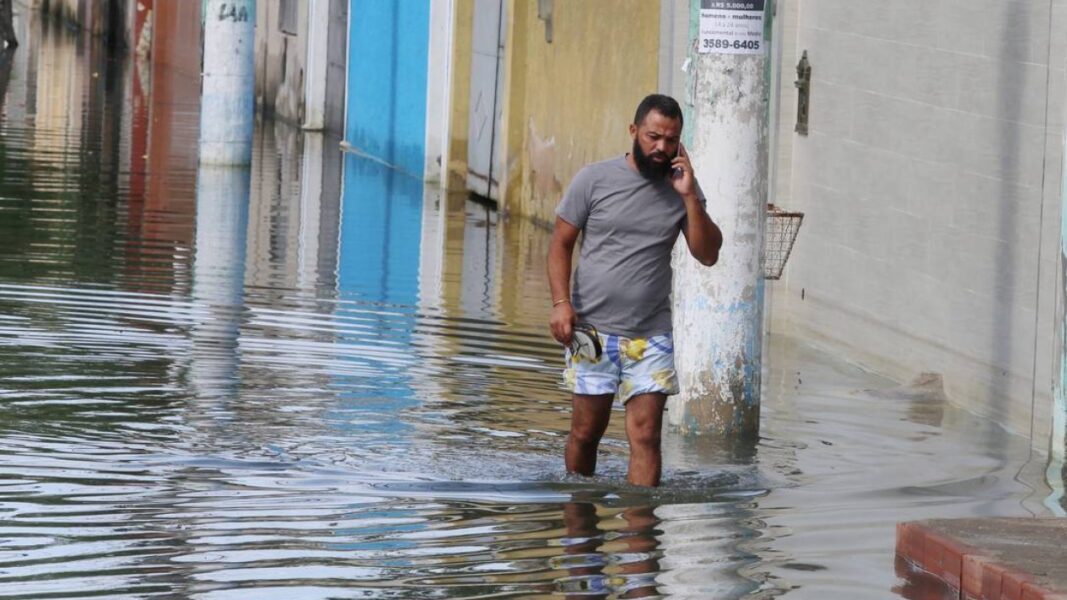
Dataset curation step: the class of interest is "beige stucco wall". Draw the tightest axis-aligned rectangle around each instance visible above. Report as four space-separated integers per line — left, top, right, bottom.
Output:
443 0 474 191
768 0 1067 445
500 0 660 224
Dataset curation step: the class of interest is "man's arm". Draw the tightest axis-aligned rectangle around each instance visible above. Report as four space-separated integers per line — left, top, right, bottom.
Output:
671 144 722 266
680 192 722 266
547 217 581 345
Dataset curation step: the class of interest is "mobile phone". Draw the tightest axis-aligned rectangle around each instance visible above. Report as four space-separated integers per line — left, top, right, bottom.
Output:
671 144 683 179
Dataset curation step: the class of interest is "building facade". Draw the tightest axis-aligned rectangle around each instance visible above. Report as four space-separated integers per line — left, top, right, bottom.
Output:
767 0 1066 448
254 0 346 132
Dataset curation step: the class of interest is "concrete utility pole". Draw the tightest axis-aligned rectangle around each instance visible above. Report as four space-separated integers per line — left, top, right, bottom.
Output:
199 0 256 165
669 0 771 436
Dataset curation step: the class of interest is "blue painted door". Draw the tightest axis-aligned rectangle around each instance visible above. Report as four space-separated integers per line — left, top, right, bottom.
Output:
345 1 431 178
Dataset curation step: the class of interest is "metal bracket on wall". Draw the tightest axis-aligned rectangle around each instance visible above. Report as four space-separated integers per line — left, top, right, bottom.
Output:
795 50 811 135
537 0 553 43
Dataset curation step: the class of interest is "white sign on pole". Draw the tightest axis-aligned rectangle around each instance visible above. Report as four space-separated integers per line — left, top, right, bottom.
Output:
699 0 765 55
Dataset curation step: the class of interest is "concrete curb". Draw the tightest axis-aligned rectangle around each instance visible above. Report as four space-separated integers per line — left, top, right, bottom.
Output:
896 520 1067 600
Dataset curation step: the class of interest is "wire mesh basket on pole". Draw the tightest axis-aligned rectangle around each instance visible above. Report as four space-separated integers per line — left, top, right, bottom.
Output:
762 204 804 280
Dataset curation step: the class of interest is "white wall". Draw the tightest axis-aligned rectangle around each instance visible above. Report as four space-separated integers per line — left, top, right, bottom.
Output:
303 0 329 130
769 0 1067 445
658 0 688 100
424 0 453 184
254 0 309 125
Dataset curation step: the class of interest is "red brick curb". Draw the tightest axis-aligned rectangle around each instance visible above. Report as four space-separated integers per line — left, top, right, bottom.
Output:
896 522 1067 600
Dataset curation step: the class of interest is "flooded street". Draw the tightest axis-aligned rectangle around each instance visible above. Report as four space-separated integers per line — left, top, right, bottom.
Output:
0 20 1055 600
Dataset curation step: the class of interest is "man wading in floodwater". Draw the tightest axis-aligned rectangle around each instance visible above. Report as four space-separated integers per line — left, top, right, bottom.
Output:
547 94 723 487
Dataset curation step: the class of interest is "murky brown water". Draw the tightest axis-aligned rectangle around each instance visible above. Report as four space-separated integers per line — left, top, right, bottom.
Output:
0 16 1055 600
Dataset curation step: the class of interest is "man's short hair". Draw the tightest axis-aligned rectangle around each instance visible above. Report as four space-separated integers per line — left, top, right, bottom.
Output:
633 94 683 128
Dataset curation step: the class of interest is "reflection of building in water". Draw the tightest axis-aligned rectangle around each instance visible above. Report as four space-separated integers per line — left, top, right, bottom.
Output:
459 200 498 320
494 215 553 329
339 154 424 305
332 153 425 442
29 15 121 165
296 131 343 292
244 123 344 296
232 123 343 416
409 185 451 410
415 187 448 313
3 7 30 124
246 121 302 292
438 195 472 308
317 134 346 279
117 0 201 295
189 164 249 401
412 192 509 395
32 19 81 155
402 190 569 445
408 188 529 415
655 502 762 597
0 16 125 283
145 0 201 208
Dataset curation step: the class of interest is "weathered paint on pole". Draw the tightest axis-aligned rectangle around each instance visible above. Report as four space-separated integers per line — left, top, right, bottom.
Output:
668 0 771 436
199 0 256 165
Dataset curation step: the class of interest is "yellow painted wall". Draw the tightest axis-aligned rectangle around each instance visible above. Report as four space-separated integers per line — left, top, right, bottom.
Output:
501 0 659 223
444 0 474 191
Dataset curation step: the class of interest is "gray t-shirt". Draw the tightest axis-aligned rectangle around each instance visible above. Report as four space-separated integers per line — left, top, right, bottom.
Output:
556 155 702 338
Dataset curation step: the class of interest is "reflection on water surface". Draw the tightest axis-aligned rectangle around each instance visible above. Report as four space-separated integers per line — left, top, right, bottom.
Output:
0 15 1053 599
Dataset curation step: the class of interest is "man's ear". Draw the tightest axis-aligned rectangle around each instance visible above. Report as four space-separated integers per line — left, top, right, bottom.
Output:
628 123 637 138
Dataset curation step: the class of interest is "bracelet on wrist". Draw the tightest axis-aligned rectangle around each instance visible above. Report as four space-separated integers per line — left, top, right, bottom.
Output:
552 298 570 307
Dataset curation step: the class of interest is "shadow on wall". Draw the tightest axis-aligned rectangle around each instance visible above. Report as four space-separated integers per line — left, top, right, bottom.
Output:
988 1 1027 436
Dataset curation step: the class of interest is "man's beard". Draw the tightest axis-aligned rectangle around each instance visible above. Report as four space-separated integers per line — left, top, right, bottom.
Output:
632 139 671 180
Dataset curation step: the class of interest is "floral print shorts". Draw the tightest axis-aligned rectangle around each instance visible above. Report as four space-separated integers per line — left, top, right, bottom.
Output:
562 331 678 403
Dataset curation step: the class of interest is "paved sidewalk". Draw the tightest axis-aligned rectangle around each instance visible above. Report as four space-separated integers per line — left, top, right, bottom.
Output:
896 518 1067 600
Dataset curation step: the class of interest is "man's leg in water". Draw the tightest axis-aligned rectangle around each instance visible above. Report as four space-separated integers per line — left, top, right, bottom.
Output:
565 393 614 476
625 392 667 487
